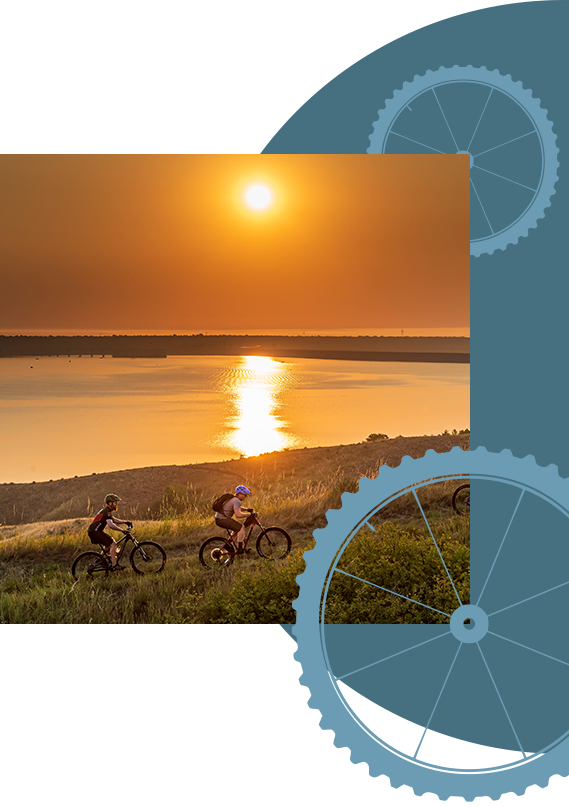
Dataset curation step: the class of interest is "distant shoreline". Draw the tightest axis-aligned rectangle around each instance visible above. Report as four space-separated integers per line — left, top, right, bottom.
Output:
0 334 470 363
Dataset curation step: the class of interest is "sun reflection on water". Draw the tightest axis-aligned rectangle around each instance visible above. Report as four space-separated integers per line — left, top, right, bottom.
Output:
219 355 297 456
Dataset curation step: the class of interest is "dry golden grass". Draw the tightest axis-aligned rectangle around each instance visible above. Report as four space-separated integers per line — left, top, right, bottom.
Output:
0 433 469 526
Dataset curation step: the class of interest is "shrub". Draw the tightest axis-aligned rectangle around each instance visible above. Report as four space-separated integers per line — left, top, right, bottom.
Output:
366 433 389 442
323 519 469 624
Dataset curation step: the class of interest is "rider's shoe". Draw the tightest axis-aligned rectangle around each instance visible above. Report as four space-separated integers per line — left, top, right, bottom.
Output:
236 544 245 555
110 564 125 572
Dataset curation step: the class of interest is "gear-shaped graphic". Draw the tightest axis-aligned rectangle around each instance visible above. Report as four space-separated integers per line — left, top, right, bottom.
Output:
367 66 559 257
294 447 569 800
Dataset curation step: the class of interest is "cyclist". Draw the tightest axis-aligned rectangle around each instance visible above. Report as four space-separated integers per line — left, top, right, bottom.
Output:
215 485 252 553
87 493 132 570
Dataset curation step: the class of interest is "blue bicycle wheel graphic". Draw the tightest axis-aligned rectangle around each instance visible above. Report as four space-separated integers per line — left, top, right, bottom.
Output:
294 448 569 800
368 66 559 257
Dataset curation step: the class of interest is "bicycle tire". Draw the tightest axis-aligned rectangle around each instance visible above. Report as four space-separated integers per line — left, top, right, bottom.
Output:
71 551 109 581
452 483 471 515
294 448 569 799
199 537 235 570
130 541 166 575
256 527 291 561
368 66 559 256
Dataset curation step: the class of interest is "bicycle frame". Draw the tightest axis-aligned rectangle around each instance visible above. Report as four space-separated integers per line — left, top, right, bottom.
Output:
221 514 264 556
97 528 150 564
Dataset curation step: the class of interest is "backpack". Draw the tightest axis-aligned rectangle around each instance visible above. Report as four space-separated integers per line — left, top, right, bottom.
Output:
212 493 233 514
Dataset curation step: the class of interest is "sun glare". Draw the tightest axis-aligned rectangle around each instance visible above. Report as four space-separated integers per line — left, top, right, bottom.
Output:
245 184 272 210
218 355 298 457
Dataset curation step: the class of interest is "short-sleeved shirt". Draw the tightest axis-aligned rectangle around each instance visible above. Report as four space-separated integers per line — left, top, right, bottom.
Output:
88 505 113 533
215 496 241 522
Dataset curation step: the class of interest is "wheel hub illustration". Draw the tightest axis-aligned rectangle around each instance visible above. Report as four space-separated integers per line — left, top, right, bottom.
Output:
367 66 559 256
450 603 488 644
293 448 569 799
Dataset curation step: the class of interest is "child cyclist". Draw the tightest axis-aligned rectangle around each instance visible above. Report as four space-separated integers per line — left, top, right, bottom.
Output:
214 485 252 553
87 493 132 570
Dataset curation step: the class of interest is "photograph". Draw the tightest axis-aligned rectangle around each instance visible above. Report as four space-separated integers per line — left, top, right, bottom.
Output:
0 152 469 623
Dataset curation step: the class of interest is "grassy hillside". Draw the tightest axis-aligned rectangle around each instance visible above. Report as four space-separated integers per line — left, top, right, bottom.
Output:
0 433 469 526
0 436 469 624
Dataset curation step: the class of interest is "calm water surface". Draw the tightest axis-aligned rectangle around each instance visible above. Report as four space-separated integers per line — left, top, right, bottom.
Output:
0 355 469 483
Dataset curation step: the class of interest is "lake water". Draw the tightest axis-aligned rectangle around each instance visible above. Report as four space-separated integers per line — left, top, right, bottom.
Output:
0 355 469 483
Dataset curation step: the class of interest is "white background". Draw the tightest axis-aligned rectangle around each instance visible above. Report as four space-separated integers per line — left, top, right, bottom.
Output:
0 2 561 806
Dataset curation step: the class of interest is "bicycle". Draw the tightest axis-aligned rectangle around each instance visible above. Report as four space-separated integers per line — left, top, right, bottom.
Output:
199 511 291 570
71 525 166 580
451 482 470 515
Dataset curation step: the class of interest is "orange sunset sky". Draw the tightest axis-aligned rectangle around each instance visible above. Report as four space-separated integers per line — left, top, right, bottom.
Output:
0 154 469 331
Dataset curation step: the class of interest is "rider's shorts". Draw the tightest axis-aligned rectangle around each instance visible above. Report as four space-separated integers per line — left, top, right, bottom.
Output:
215 516 242 533
88 530 113 548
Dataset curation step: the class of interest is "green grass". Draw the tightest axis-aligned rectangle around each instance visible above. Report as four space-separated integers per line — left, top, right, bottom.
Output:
0 476 469 624
323 511 469 624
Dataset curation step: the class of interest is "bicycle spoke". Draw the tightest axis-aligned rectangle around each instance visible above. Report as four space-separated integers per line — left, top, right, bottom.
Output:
467 88 493 152
470 177 494 235
472 165 538 193
334 569 452 618
477 489 524 606
488 578 569 617
413 490 462 606
432 88 459 151
488 631 569 668
388 131 447 154
477 645 526 758
473 129 537 158
337 631 451 681
413 644 462 759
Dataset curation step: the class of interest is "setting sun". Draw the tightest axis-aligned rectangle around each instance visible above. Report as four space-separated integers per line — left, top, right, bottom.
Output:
245 184 272 210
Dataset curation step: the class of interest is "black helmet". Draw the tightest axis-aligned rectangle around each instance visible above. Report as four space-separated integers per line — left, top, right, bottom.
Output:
105 493 122 503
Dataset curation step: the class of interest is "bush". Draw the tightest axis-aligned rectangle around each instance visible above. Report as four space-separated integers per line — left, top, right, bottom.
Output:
366 433 389 442
179 549 306 623
323 519 469 624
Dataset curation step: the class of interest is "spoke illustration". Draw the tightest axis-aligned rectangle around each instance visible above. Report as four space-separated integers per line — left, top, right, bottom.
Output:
467 88 493 152
477 489 524 606
477 645 526 758
432 88 459 151
473 164 538 193
414 644 462 759
471 177 494 234
334 569 452 618
488 578 569 617
389 131 446 154
337 631 451 681
413 490 462 606
489 631 569 668
473 129 537 158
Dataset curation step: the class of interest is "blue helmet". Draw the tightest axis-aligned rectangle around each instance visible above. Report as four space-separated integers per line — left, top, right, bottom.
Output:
235 485 251 496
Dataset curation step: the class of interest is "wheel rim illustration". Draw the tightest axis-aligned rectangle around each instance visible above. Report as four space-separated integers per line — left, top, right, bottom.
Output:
294 448 569 800
367 66 559 257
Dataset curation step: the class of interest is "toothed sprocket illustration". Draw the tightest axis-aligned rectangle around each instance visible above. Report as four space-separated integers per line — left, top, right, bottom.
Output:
367 66 559 257
293 447 569 800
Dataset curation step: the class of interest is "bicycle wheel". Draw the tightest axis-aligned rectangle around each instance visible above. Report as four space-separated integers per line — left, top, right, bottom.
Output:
368 66 559 256
130 542 166 574
71 551 109 581
199 537 235 570
256 528 291 560
452 483 470 515
294 448 569 800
